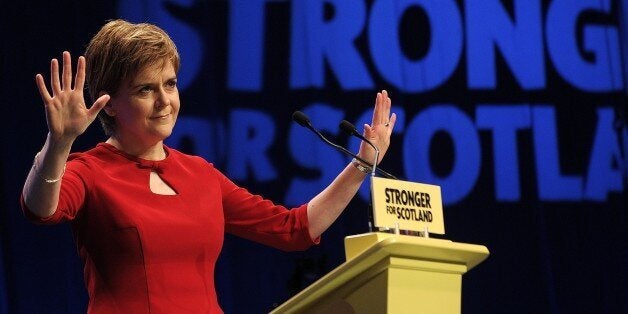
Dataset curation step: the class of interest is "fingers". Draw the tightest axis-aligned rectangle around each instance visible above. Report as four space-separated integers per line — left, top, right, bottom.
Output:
40 52 85 99
387 113 398 134
74 56 86 91
88 94 110 119
62 51 72 91
35 74 52 103
371 92 382 124
372 90 392 126
50 58 61 95
371 89 393 129
363 123 375 140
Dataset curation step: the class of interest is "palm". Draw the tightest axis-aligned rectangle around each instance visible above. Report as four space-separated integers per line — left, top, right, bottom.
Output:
36 51 109 142
44 84 92 137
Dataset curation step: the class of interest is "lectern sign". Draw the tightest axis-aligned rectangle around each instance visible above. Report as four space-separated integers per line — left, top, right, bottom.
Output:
371 177 445 234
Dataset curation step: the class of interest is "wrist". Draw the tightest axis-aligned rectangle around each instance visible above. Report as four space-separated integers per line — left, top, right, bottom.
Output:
46 132 75 154
33 151 66 183
351 158 371 174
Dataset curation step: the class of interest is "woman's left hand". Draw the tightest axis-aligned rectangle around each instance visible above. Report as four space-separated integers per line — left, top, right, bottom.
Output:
356 90 397 165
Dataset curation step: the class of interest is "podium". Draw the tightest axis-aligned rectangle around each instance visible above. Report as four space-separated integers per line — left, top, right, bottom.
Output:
271 232 489 313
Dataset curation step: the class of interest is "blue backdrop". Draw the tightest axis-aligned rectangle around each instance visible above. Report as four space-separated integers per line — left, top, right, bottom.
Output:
1 0 627 313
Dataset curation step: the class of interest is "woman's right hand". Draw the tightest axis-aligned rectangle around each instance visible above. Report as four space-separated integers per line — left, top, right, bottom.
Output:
35 51 110 144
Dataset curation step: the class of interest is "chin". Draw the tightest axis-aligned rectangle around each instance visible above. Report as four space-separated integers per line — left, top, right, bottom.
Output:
151 126 174 140
160 129 174 139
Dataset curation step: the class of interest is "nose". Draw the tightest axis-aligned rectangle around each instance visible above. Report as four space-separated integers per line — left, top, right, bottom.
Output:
154 87 170 109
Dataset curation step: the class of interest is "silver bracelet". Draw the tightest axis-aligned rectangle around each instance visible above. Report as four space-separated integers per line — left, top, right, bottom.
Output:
33 151 66 183
351 158 371 174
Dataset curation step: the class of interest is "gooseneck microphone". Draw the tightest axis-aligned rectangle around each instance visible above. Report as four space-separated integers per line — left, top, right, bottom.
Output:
292 111 397 179
292 111 316 130
292 111 371 166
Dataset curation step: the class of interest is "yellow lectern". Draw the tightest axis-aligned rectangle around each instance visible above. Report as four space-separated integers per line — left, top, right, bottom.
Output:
271 232 489 313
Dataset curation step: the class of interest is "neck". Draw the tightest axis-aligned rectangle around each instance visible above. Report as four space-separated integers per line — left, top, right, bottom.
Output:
106 136 166 161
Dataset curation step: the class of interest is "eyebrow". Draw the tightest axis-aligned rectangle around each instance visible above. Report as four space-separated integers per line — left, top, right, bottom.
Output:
130 76 178 89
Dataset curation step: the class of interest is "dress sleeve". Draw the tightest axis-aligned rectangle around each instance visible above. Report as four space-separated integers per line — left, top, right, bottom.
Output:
216 169 320 251
21 156 90 225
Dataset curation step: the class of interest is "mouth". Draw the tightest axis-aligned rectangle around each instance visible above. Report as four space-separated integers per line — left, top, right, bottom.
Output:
151 113 171 120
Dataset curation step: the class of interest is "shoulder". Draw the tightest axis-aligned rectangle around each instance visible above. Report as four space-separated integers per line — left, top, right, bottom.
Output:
66 143 119 166
61 144 122 186
166 146 211 165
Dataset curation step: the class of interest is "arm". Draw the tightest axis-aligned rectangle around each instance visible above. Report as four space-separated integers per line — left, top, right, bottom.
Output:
306 90 397 239
22 51 109 218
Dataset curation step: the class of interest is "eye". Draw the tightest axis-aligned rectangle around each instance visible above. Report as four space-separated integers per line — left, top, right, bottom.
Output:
166 79 177 89
139 85 153 94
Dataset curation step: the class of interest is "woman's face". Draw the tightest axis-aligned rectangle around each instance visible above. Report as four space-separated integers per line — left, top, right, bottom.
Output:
106 60 180 146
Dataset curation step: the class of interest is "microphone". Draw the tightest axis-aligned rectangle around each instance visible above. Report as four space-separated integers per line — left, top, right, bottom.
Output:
339 119 363 138
340 120 398 179
292 111 397 179
292 111 315 130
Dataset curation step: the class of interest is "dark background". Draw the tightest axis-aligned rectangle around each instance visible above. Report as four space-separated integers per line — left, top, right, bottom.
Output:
1 1 627 313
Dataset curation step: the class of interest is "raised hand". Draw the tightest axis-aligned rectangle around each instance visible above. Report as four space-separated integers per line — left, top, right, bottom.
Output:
35 51 110 143
357 90 397 164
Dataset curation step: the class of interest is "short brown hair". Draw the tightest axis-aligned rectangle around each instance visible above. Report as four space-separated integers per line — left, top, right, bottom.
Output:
85 19 180 135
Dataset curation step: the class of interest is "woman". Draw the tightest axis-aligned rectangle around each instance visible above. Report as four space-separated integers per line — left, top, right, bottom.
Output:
22 20 396 313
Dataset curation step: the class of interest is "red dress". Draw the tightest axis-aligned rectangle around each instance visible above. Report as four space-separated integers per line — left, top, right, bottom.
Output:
22 143 318 313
